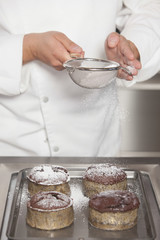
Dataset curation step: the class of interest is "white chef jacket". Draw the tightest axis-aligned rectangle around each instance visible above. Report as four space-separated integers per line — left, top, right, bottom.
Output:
0 0 160 156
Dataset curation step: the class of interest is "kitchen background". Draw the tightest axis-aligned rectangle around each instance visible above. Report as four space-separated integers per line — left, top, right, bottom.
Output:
118 72 160 157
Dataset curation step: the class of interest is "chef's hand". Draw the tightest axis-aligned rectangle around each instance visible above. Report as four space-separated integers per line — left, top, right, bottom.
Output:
105 32 142 80
23 31 84 70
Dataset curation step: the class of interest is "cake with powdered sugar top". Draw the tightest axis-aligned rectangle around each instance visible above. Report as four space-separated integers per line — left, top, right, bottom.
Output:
28 165 70 185
27 165 70 196
84 164 126 185
83 164 127 198
27 191 74 230
28 191 72 211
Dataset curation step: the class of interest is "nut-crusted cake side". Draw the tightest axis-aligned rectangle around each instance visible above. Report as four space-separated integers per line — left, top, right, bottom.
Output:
89 190 140 230
26 191 74 230
27 165 70 196
83 164 127 198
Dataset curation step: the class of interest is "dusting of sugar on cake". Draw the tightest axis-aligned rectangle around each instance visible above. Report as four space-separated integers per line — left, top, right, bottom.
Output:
29 191 72 211
84 164 126 185
28 165 70 185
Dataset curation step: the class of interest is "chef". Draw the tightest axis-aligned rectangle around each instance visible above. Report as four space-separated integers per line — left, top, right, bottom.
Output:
0 0 160 156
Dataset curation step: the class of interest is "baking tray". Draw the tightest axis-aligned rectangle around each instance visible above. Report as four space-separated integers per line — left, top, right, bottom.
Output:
3 168 157 239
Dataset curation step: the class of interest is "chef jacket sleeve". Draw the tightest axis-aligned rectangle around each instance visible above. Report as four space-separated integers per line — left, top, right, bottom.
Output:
116 0 160 85
0 28 25 96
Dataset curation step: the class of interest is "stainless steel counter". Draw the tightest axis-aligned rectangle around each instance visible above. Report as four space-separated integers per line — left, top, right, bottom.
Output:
0 157 160 240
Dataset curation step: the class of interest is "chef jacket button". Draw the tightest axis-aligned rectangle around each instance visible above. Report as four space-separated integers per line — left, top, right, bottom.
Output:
43 96 49 103
53 146 59 152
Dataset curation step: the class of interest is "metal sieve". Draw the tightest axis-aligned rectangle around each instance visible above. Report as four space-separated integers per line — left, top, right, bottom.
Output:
63 58 133 89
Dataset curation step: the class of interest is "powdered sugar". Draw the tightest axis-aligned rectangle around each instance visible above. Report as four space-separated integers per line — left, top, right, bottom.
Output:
70 178 88 224
29 191 72 211
85 164 125 177
28 165 70 185
71 179 88 212
77 71 116 89
84 164 126 185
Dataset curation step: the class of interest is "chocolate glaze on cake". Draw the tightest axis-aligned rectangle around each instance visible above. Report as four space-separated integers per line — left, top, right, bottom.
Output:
89 190 140 213
28 165 70 186
84 164 126 185
28 191 72 211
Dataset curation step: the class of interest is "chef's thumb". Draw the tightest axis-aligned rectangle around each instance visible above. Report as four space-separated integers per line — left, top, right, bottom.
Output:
66 43 84 59
107 32 120 48
59 33 83 58
69 43 83 53
62 36 83 54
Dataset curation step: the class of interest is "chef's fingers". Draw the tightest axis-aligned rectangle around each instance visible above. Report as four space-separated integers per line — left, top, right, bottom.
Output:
52 49 85 70
124 58 142 70
119 37 135 61
118 68 133 81
55 32 83 55
107 32 120 48
70 51 85 59
106 32 134 61
120 62 139 77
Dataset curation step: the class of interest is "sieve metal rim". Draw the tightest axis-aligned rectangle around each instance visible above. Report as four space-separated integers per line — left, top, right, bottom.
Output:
63 58 120 72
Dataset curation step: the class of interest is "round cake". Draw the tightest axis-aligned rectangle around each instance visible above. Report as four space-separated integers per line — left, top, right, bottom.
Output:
26 191 74 230
83 164 127 198
89 190 140 230
27 165 70 196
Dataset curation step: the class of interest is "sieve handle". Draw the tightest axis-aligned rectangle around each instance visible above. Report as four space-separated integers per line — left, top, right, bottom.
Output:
119 66 133 76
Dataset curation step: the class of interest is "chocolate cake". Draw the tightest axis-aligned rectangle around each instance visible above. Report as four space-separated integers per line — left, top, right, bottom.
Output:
83 164 127 198
27 165 70 196
26 191 74 230
89 190 140 230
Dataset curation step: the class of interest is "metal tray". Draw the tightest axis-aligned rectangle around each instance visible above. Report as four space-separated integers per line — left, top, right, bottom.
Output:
3 168 157 239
